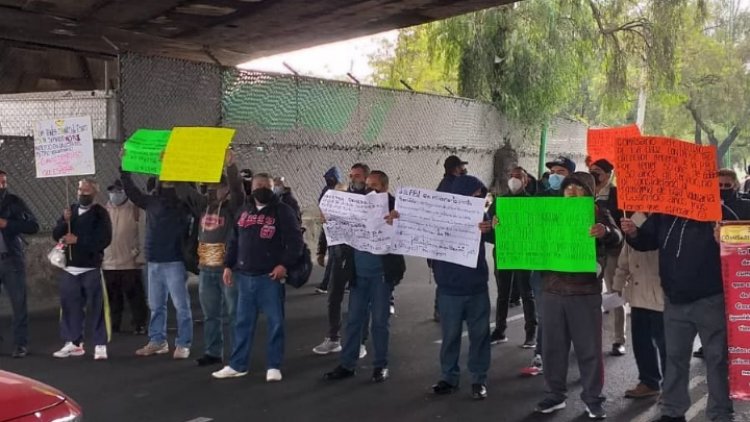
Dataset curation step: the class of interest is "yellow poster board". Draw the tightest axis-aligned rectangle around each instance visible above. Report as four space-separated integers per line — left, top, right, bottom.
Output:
159 127 235 183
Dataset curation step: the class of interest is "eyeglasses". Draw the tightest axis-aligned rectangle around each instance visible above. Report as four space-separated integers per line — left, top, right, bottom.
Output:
719 183 734 189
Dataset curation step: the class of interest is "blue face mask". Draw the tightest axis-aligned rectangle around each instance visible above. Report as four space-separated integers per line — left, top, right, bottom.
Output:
548 173 565 191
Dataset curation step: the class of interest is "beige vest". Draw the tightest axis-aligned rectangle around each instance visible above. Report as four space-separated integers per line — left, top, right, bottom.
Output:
103 201 143 270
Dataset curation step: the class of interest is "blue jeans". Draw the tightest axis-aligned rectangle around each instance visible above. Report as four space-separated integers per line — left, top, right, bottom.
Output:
229 273 285 372
0 259 28 347
199 267 238 358
437 291 491 385
341 273 393 370
147 261 192 348
631 307 666 390
530 271 543 356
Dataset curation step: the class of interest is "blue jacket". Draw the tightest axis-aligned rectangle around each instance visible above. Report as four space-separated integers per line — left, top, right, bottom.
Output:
432 175 493 296
436 173 457 193
0 192 38 266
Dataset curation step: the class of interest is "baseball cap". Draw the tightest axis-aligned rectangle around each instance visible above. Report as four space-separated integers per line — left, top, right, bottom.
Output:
545 156 576 174
444 155 468 171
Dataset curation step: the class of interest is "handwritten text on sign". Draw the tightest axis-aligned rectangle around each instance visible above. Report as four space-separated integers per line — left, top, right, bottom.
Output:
34 116 95 178
319 190 393 255
586 124 641 166
495 197 596 273
391 187 486 268
616 137 720 222
720 224 750 400
122 129 172 175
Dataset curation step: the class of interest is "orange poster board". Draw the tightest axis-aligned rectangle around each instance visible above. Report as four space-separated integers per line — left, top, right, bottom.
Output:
587 124 641 166
616 137 721 222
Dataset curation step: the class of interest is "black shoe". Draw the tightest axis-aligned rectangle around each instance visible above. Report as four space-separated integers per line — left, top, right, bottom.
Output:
652 417 687 422
12 346 27 358
509 300 521 308
196 355 223 367
372 368 389 383
693 347 704 359
471 383 487 400
133 326 146 335
610 343 626 356
490 330 508 345
432 380 458 395
324 365 355 381
433 310 440 323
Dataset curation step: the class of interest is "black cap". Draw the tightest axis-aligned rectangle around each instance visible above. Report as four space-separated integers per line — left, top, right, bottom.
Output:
107 179 123 192
545 156 576 174
444 155 468 171
591 159 614 174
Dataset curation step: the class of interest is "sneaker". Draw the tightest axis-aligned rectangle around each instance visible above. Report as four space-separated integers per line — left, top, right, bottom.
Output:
135 341 169 356
312 338 342 355
693 347 704 359
625 383 660 399
359 344 367 359
53 342 85 358
471 383 488 400
521 337 537 349
390 305 396 315
535 398 566 414
509 300 521 308
266 368 283 382
315 287 328 294
432 380 458 395
173 346 190 359
324 365 355 381
610 343 626 356
196 355 223 367
12 346 27 358
212 366 248 379
490 331 508 345
520 354 543 377
585 402 607 419
372 367 389 383
94 345 108 360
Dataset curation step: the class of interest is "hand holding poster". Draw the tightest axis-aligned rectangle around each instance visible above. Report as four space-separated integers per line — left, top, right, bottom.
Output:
495 197 596 272
319 190 393 255
616 137 720 222
390 187 486 268
587 124 641 166
122 129 172 175
160 127 235 183
34 116 95 178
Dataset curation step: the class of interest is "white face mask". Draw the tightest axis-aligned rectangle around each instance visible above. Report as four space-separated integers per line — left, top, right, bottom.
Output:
109 192 127 205
507 177 524 193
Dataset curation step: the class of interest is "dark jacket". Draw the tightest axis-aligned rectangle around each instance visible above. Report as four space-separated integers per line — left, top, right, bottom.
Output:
628 194 750 304
317 167 344 255
432 175 494 296
0 192 39 264
280 188 301 223
121 171 190 263
225 196 304 275
596 184 624 256
52 204 112 268
436 173 457 193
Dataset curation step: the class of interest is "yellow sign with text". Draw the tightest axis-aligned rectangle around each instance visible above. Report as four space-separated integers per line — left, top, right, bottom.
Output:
159 127 235 183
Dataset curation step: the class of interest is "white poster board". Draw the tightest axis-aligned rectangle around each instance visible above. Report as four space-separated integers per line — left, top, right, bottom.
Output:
391 187 486 268
319 190 393 255
34 116 95 178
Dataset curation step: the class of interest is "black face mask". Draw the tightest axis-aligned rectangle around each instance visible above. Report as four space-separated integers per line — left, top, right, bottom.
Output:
721 189 736 202
0 188 6 198
590 172 604 184
252 188 274 205
78 194 94 207
160 187 177 199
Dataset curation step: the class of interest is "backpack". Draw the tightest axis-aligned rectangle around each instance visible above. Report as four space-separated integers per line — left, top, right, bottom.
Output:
286 243 313 288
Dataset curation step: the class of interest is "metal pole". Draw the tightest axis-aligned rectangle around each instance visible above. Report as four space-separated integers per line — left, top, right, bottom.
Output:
537 121 549 179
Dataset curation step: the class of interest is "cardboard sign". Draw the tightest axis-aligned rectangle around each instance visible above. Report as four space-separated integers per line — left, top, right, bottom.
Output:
34 116 95 178
616 136 721 222
495 197 597 272
159 127 235 183
122 129 172 175
587 124 641 167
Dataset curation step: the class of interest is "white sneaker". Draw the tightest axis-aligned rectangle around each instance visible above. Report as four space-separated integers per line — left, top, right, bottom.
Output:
212 366 248 379
94 345 108 360
173 346 190 359
359 344 367 359
266 369 283 382
53 342 85 358
312 338 342 355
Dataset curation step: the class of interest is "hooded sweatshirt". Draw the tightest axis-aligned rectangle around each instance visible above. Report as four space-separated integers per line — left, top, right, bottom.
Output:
319 167 344 202
432 175 494 296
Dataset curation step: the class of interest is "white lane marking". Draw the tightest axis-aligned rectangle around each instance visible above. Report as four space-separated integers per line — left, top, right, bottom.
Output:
185 418 213 422
631 376 707 422
433 314 525 344
685 394 709 421
689 375 706 390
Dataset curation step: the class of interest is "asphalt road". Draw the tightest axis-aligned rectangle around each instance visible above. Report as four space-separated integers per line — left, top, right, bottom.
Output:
1 256 749 422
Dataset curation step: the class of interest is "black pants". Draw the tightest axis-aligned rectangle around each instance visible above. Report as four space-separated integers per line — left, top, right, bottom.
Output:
327 246 368 343
631 307 666 390
103 269 148 331
0 257 28 347
494 269 536 336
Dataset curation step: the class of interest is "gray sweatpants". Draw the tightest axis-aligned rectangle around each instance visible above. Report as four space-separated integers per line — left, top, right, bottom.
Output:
661 294 733 422
542 293 604 407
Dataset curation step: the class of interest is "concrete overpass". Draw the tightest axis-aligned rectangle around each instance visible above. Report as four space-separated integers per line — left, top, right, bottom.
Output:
0 0 517 93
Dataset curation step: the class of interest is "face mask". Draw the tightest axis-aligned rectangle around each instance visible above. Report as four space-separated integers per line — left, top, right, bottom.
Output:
721 189 736 202
160 187 177 199
0 188 6 199
252 188 274 205
78 194 94 207
590 172 604 184
507 177 524 193
109 192 127 205
350 181 366 193
272 186 284 195
548 174 565 191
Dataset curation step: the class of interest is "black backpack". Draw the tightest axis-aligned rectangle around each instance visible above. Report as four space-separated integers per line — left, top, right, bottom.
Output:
286 243 313 288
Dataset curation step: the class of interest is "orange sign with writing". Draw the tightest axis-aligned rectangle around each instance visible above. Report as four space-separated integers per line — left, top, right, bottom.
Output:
616 137 721 222
587 124 642 166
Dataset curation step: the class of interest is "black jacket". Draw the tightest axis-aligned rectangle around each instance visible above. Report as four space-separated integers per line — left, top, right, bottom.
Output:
437 174 457 193
52 204 112 268
280 189 302 223
0 192 39 264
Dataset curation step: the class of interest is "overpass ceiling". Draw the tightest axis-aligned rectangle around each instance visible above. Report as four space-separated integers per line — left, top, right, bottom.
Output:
0 0 518 65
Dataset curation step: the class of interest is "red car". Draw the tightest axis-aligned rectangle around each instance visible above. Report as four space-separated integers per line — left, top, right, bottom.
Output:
0 370 82 422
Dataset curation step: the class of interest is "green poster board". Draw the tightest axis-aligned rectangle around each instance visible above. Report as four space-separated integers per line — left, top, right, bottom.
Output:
495 197 596 272
122 129 171 175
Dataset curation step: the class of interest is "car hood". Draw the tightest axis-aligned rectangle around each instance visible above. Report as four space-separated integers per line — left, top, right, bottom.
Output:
0 370 67 421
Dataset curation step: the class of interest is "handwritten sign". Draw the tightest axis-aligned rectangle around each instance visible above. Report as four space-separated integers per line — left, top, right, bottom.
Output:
616 136 720 222
159 127 235 183
587 124 641 167
319 190 393 255
720 223 750 400
34 116 95 178
495 197 596 272
122 129 171 175
391 187 486 268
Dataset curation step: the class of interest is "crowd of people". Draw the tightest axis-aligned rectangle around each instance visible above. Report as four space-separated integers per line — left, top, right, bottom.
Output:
0 148 747 421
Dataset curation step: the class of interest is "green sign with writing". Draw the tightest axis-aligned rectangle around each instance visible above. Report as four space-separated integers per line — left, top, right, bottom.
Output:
122 129 171 175
495 197 597 272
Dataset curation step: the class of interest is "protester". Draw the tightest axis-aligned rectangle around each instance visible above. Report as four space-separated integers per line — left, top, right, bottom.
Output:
121 167 193 359
273 176 301 222
315 166 344 294
52 179 113 360
324 170 406 383
612 212 665 399
212 173 303 381
0 170 39 358
534 172 622 419
430 175 493 400
102 180 147 335
542 156 575 196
